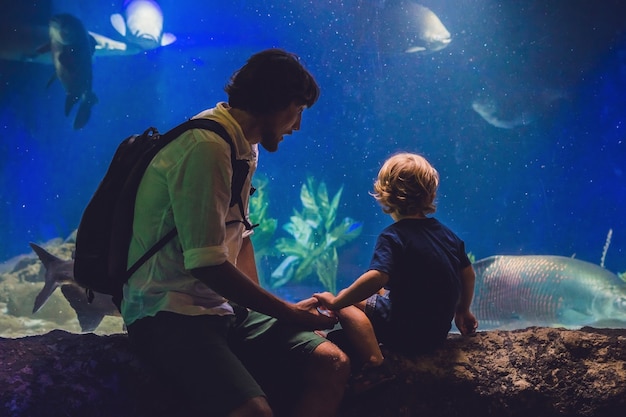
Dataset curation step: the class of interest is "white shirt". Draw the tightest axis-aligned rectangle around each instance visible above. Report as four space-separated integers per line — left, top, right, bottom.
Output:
121 102 258 325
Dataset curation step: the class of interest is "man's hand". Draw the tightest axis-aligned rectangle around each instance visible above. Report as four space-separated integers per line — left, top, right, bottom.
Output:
286 297 338 329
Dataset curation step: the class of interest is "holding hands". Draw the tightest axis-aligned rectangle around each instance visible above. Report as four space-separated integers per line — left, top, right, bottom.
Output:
287 297 338 329
312 291 338 310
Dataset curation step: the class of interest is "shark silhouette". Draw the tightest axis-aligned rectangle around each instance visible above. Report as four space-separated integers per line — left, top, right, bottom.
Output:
36 14 98 129
30 242 119 333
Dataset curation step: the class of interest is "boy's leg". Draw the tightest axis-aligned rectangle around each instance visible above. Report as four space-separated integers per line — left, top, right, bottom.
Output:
336 305 384 367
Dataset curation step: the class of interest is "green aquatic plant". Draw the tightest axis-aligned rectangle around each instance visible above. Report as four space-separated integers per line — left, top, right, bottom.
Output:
249 174 278 254
467 252 476 264
249 174 278 287
270 176 362 294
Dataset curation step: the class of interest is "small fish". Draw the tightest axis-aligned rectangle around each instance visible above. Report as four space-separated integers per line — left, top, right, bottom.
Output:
471 89 566 129
471 97 534 129
110 0 176 52
472 255 626 330
378 1 452 54
37 14 98 129
30 243 119 333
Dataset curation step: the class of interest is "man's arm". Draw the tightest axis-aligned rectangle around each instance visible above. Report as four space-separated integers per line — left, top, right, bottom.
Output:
191 259 336 329
191 261 287 317
236 236 259 284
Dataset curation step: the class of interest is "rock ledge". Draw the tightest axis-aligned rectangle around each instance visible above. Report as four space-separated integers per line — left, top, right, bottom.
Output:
1 327 625 417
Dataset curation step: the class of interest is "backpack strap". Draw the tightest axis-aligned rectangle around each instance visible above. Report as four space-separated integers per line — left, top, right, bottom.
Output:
123 119 257 282
125 228 178 279
183 119 258 231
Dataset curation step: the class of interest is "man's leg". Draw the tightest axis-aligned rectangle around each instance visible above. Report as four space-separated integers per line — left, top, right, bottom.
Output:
229 309 350 417
229 396 273 417
128 312 271 417
291 340 351 417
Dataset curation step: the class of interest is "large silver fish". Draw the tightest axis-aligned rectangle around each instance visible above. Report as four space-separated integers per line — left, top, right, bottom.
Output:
37 14 98 129
110 0 176 52
378 1 452 53
30 243 119 333
472 255 626 330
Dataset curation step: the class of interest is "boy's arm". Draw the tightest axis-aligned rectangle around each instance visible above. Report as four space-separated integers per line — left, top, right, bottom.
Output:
454 265 478 335
314 269 389 310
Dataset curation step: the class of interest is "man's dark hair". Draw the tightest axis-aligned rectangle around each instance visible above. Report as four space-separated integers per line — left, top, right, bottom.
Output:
225 49 320 115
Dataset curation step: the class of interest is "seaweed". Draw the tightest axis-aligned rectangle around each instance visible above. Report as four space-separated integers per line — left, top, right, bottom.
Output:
467 252 476 264
270 176 362 294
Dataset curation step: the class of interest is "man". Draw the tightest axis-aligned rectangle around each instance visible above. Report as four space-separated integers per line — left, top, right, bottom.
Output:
122 49 350 417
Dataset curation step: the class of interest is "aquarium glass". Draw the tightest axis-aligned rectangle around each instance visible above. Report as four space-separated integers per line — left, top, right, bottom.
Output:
1 0 626 337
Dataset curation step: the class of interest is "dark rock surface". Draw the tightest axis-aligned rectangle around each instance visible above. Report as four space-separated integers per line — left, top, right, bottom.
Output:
1 327 625 417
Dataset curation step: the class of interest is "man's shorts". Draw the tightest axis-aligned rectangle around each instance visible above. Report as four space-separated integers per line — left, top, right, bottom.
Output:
127 307 326 416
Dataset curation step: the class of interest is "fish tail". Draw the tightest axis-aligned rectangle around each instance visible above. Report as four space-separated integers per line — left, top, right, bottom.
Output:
73 91 98 129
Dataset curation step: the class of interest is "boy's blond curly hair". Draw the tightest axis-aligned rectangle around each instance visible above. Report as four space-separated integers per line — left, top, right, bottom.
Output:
371 153 439 216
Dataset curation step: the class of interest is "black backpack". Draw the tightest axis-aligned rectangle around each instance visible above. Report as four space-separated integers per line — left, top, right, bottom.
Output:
74 118 255 310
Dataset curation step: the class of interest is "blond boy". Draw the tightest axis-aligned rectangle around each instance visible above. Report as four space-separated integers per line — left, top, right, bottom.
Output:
314 153 477 369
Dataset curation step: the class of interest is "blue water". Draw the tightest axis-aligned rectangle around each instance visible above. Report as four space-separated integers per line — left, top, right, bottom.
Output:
1 0 626 295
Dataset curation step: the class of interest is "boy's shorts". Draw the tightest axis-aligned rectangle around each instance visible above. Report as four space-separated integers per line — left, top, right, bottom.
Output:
365 290 393 344
364 290 449 354
365 290 392 323
127 306 326 416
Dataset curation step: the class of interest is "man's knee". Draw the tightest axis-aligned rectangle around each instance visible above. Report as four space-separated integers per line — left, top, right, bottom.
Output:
229 396 273 417
309 341 351 381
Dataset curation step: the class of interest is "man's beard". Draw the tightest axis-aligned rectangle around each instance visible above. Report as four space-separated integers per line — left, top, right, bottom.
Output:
260 130 280 152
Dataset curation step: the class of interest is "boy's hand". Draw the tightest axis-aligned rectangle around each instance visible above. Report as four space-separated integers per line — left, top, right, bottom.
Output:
455 310 478 335
312 292 336 309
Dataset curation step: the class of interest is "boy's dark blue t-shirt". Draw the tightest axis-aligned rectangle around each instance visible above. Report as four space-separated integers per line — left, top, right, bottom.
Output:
368 217 471 353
